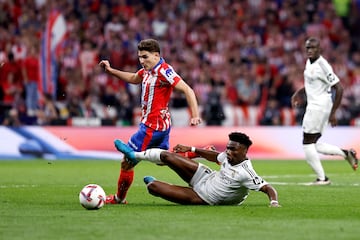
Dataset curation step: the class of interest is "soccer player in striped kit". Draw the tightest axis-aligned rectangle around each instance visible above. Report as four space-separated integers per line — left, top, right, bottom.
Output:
291 37 358 185
99 39 202 204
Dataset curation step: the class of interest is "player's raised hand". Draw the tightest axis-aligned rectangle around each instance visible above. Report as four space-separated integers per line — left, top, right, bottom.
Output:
99 60 110 72
190 117 202 126
172 144 190 153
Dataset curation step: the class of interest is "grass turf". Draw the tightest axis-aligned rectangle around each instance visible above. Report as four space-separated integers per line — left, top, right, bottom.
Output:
0 159 359 240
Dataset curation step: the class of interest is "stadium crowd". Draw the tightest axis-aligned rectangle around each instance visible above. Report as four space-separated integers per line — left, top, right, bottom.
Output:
1 0 360 126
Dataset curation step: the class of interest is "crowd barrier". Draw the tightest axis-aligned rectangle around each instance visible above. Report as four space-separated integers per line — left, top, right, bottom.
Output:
25 104 359 128
0 126 358 160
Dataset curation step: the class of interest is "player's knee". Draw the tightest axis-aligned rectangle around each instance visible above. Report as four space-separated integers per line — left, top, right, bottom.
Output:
160 151 173 163
121 160 134 170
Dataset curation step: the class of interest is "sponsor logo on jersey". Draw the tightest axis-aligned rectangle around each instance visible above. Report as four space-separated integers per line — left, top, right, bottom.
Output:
165 68 174 77
327 73 335 82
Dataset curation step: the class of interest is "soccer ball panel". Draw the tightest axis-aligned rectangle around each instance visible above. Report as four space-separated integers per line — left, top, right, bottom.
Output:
79 184 106 210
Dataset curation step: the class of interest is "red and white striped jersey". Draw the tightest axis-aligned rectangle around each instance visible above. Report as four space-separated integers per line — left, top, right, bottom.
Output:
137 58 181 131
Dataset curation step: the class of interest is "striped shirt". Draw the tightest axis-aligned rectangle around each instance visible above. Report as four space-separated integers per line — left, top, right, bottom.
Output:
137 58 181 131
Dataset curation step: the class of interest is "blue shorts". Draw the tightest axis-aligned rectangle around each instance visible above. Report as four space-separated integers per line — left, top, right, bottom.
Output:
127 123 170 151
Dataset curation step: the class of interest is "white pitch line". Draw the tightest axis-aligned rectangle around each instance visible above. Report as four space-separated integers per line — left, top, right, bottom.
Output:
263 174 315 179
263 174 360 186
263 173 358 179
0 184 39 189
270 181 360 186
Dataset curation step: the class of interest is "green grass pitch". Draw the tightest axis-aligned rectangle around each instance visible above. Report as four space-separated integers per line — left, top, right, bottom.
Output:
0 159 359 240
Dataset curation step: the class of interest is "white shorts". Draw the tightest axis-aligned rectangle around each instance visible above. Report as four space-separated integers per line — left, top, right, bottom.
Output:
189 163 213 187
302 108 330 134
188 163 215 204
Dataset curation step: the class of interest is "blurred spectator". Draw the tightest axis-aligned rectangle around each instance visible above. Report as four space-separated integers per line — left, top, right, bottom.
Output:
81 94 98 118
104 15 124 41
11 35 27 62
274 75 296 108
0 52 23 107
115 89 134 126
36 92 59 125
171 90 188 109
259 98 281 126
203 87 225 126
2 108 21 126
22 44 40 116
193 73 212 106
2 89 28 126
235 66 260 106
58 43 81 100
66 95 83 117
79 40 98 83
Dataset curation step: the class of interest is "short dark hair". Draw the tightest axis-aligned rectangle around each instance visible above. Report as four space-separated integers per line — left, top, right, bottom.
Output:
137 39 160 53
228 132 252 147
306 37 320 46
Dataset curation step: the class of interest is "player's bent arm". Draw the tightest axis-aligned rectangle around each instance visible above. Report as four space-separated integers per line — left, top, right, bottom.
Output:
330 82 343 115
328 82 343 126
99 60 142 84
173 144 219 163
259 184 280 207
291 87 305 108
193 147 219 163
174 80 202 125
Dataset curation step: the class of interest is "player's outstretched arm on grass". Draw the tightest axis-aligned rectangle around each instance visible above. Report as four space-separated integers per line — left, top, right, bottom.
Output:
259 184 280 208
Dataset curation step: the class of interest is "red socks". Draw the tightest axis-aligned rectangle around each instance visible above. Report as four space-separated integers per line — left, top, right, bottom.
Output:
116 169 134 201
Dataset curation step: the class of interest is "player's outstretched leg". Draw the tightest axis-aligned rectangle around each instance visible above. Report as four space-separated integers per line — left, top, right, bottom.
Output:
345 148 358 171
114 139 139 165
144 176 156 185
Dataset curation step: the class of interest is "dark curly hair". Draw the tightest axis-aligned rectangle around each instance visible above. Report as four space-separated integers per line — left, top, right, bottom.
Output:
228 132 252 147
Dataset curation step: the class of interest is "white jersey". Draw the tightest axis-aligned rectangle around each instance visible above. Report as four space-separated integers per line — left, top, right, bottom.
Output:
304 55 339 111
191 152 268 205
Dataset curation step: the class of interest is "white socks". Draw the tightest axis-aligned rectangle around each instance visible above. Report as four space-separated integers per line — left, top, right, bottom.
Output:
303 144 326 180
134 148 164 164
315 142 346 158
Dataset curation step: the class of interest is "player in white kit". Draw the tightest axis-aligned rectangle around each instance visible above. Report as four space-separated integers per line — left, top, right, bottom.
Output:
291 37 358 185
113 132 280 207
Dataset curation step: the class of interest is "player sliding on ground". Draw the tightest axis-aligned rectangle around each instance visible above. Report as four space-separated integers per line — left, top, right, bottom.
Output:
114 132 280 207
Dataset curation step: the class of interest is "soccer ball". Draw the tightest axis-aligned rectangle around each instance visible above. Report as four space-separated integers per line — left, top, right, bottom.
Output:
79 184 106 210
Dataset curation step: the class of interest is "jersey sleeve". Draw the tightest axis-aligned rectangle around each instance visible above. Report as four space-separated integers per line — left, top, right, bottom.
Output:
137 68 145 78
217 152 227 164
318 58 340 86
240 162 268 191
159 64 182 86
242 174 268 191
